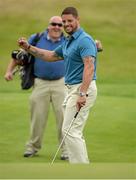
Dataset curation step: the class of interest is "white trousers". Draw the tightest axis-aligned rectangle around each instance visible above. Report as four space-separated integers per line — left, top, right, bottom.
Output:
26 78 67 156
62 80 97 163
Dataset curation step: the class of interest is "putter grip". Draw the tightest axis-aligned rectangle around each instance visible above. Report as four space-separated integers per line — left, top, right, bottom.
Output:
74 112 78 118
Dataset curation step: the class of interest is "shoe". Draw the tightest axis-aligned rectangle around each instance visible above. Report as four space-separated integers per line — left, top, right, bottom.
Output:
23 150 37 157
60 155 69 160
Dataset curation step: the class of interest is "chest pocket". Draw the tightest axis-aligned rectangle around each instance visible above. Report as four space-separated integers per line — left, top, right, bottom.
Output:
63 43 80 62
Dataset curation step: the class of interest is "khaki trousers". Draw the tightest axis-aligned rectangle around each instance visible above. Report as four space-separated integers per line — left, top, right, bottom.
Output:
62 80 97 163
26 78 67 156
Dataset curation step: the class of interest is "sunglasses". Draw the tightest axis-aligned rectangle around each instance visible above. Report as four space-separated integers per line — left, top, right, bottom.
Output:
50 22 63 27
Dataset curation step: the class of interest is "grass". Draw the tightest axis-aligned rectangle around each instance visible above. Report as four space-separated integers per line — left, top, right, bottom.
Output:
1 0 136 82
0 163 135 179
0 0 136 179
0 79 135 163
0 80 135 178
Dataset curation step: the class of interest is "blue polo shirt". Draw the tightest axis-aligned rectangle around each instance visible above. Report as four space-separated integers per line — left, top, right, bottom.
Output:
28 30 65 80
55 28 97 85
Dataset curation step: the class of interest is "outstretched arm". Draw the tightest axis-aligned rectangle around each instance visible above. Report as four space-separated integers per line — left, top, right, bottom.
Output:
18 37 63 62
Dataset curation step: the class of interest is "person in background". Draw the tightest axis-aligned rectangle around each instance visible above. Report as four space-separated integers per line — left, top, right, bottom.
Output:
5 16 68 160
17 7 103 163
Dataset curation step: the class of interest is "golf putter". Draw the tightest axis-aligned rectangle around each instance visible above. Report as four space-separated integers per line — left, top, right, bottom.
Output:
51 111 79 164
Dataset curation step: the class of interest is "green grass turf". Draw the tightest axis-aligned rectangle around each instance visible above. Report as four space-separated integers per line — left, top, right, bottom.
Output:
0 163 135 179
0 79 135 163
1 0 136 83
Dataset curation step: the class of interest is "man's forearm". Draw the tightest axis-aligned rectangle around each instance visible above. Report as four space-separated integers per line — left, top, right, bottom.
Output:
6 59 17 73
27 45 57 61
18 37 62 62
80 57 94 93
28 45 62 62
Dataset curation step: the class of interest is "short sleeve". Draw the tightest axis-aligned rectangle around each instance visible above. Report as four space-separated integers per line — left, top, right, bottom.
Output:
79 37 97 59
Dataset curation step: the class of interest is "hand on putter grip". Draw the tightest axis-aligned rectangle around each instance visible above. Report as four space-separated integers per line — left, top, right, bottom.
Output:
76 96 86 111
18 37 29 50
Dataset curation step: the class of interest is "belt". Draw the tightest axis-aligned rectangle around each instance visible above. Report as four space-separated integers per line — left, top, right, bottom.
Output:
65 80 96 89
37 77 63 81
65 84 71 89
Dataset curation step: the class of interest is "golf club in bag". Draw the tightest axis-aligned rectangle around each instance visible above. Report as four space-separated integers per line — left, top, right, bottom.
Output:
51 111 79 164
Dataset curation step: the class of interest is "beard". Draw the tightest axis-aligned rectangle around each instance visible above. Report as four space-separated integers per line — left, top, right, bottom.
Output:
64 24 79 35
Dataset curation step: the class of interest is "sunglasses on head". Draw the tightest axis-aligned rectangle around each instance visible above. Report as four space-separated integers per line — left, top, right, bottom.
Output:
50 22 63 27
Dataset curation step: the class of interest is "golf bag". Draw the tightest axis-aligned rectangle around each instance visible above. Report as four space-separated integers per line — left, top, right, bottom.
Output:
12 32 43 90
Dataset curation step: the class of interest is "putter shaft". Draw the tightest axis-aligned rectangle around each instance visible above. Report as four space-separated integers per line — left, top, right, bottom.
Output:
51 111 79 164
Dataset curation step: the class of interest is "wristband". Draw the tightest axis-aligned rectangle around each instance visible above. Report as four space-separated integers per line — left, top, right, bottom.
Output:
79 92 86 97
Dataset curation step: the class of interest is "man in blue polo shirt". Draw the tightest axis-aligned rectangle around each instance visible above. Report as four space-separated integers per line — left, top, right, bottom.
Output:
5 16 68 160
18 7 102 164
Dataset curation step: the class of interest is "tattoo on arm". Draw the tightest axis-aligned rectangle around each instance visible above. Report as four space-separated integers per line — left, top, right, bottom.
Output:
29 48 45 59
83 56 95 64
28 46 63 61
80 56 95 93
